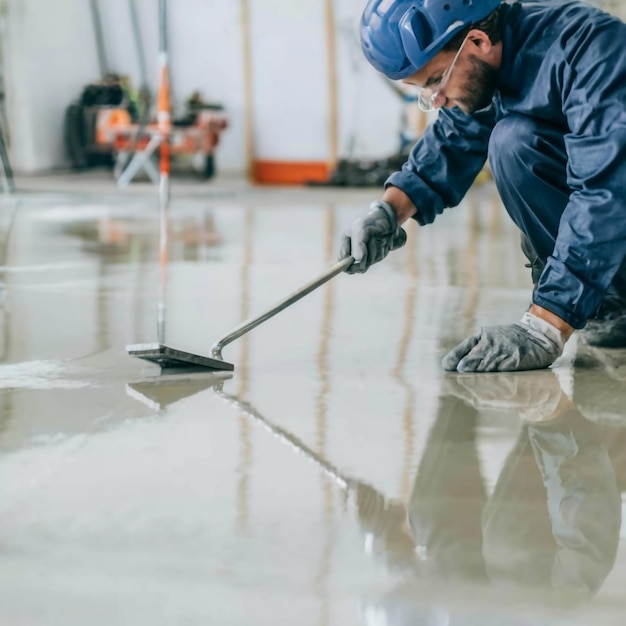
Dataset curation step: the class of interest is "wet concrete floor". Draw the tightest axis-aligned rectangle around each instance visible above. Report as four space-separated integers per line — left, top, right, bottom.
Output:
1 181 626 625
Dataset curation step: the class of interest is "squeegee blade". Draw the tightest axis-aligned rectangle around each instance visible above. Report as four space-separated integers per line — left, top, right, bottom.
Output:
127 343 235 372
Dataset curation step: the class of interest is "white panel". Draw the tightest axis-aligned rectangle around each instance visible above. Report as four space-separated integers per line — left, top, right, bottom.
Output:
95 0 158 92
168 0 246 173
249 0 329 161
333 0 405 160
5 0 100 171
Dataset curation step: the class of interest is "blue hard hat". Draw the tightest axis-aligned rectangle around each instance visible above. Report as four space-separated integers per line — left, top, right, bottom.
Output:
361 0 501 80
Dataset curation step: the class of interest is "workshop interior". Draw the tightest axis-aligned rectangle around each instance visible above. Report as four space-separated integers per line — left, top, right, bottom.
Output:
1 1 626 625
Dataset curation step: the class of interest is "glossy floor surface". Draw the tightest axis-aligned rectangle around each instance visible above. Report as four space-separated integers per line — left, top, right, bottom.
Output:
1 178 626 625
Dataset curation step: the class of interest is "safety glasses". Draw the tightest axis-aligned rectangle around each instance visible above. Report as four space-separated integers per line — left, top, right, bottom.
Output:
417 36 469 112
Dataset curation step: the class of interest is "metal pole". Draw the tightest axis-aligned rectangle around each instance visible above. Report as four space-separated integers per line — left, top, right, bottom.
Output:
129 0 148 89
128 0 152 161
89 0 108 78
157 0 171 344
159 0 168 57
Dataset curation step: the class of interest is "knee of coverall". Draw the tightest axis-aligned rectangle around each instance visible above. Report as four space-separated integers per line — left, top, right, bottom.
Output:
488 115 568 261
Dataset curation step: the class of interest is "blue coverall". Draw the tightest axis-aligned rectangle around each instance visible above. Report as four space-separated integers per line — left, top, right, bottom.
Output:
386 0 626 330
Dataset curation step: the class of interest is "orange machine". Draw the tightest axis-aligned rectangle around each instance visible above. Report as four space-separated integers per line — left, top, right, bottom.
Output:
111 112 228 161
96 108 228 182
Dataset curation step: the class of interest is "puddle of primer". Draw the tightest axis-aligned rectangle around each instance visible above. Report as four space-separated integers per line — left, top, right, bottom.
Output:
0 361 92 390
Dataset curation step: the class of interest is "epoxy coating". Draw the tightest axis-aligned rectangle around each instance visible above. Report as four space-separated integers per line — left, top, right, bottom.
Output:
1 180 626 625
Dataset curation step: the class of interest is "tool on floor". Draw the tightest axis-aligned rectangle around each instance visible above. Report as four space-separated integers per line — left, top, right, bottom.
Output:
127 0 231 371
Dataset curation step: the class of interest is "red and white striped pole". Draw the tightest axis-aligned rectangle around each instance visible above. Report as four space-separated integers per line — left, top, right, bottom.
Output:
157 0 171 344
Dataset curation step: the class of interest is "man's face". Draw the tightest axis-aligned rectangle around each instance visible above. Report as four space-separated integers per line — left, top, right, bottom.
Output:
403 33 500 115
455 55 499 114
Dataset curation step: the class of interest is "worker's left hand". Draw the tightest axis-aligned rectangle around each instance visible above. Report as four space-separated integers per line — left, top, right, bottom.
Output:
442 312 565 372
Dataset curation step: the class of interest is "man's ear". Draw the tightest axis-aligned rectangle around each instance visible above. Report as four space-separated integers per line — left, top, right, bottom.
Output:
468 29 492 53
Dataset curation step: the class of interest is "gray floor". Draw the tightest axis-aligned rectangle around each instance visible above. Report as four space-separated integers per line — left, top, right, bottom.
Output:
1 173 626 625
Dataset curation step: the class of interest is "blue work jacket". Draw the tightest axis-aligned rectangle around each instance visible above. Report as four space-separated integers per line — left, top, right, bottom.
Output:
386 1 626 328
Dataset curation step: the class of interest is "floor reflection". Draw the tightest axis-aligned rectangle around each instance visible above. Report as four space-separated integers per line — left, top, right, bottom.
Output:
217 341 626 624
362 348 626 624
1 188 626 624
126 370 231 412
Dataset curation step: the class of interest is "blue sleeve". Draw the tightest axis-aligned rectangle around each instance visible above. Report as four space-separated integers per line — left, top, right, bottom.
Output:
385 105 496 226
533 17 626 328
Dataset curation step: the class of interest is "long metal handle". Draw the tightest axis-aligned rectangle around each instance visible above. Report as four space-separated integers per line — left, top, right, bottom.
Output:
211 256 353 359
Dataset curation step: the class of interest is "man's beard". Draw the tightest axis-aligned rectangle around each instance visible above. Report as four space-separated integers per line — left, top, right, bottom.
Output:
456 55 498 114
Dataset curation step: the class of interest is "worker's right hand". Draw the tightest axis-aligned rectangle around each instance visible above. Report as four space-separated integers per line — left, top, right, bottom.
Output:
340 201 407 274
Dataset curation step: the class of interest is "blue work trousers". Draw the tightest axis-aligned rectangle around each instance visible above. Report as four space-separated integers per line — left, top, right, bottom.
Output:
488 115 626 302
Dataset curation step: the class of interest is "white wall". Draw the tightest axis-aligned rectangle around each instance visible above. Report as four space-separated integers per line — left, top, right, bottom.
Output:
334 0 405 161
248 0 330 161
4 0 100 172
3 0 407 174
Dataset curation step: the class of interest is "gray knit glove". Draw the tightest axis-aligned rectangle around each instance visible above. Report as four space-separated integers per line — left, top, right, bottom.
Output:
340 201 407 274
442 312 565 373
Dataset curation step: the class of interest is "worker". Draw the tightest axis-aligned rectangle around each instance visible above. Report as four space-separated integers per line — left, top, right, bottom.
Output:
340 0 626 372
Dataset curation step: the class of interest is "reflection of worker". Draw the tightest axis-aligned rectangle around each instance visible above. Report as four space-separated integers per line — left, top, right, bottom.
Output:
355 394 487 581
406 395 487 584
340 0 626 371
483 407 620 597
357 395 488 626
569 344 626 489
358 372 621 625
